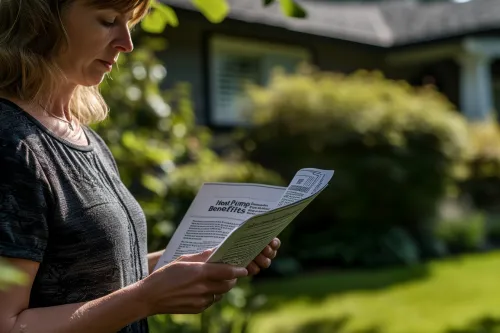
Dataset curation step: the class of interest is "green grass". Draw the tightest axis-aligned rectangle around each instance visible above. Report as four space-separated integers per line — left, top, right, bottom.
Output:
249 251 500 333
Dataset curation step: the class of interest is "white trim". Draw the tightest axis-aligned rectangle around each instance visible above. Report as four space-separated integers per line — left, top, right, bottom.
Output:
458 52 494 121
463 37 500 57
385 42 462 66
208 34 312 126
457 37 500 122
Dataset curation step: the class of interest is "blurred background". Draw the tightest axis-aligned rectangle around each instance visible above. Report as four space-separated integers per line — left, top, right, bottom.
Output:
4 0 500 332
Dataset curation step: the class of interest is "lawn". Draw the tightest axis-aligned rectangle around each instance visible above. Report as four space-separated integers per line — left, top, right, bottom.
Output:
248 251 500 333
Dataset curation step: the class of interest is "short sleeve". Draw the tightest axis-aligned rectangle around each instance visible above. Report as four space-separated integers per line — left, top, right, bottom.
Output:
0 142 50 262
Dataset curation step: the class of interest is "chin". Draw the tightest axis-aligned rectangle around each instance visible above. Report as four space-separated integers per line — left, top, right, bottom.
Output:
80 75 107 87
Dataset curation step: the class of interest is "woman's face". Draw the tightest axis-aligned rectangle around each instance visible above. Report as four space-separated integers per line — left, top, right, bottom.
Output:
55 0 134 87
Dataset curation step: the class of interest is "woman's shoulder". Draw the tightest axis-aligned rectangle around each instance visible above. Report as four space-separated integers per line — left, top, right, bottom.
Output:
0 98 40 150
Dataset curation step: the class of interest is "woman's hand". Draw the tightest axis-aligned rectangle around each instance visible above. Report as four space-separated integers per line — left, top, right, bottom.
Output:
246 237 281 276
137 249 248 315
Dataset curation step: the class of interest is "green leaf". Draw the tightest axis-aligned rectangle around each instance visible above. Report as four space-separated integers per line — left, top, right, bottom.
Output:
279 0 307 18
153 3 179 27
141 9 167 34
192 0 229 23
141 4 178 34
142 174 167 196
263 0 275 5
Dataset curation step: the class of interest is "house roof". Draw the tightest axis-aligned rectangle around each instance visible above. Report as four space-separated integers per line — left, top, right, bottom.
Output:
162 0 500 47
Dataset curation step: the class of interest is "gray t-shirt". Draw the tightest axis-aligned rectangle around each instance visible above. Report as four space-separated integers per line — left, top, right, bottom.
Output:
0 98 149 333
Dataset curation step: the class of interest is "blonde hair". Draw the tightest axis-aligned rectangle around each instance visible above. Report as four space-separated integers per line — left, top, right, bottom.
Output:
0 0 150 125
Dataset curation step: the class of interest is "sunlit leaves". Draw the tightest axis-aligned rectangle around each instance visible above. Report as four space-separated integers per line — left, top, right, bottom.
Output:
279 0 307 18
141 0 307 35
141 2 178 33
192 0 230 23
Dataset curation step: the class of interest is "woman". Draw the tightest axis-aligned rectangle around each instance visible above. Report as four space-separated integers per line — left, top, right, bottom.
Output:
0 0 280 332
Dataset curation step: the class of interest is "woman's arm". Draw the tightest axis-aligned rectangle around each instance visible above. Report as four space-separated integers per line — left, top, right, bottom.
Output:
0 258 147 333
1 253 247 333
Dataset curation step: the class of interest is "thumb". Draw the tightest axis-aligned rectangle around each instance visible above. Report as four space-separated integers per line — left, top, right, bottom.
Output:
178 248 215 263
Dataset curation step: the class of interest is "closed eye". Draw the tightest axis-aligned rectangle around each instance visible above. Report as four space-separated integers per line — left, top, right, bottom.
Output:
100 19 116 27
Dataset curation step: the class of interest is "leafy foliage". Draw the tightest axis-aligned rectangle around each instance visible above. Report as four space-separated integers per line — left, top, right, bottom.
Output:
237 67 470 267
459 122 500 213
435 212 486 254
142 0 307 35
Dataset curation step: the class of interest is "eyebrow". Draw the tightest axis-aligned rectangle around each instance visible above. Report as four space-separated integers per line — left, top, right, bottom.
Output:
96 7 134 21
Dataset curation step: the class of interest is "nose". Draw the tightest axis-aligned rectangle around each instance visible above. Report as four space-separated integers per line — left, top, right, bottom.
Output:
112 25 134 53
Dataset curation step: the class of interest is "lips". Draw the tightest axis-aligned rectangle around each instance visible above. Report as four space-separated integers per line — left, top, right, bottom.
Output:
98 59 114 71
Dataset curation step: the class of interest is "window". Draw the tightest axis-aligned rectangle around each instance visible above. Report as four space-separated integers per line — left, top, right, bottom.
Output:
209 35 311 126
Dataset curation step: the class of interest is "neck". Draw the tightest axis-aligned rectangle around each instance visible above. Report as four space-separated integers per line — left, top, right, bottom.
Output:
39 85 77 120
0 84 79 123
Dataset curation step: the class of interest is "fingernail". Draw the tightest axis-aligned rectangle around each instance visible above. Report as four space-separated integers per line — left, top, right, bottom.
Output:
272 240 279 247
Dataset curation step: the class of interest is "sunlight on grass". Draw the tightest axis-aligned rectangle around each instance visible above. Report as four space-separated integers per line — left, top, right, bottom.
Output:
249 251 500 333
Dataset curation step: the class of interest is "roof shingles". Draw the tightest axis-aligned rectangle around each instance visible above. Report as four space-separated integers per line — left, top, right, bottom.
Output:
163 0 500 47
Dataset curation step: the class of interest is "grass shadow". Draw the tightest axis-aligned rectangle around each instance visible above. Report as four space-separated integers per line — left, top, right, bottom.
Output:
253 263 429 309
446 316 500 333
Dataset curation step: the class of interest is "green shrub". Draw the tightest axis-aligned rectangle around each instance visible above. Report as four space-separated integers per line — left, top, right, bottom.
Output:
435 212 486 254
459 122 500 213
297 226 421 268
483 213 500 246
237 68 470 266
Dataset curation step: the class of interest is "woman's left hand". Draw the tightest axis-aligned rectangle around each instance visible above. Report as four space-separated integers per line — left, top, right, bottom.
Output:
246 237 281 276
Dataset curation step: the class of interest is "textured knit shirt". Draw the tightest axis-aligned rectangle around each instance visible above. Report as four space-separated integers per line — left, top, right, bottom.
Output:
0 98 149 333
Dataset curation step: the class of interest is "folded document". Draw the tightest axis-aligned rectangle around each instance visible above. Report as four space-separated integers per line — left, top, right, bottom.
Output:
153 168 334 271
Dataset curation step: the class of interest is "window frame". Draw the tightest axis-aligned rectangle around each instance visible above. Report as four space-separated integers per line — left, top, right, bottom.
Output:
208 34 312 127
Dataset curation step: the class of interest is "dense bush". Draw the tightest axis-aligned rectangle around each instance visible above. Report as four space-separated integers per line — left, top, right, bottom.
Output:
459 122 500 213
434 211 486 254
237 68 470 266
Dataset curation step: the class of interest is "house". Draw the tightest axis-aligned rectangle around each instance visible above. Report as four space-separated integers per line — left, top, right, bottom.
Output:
159 0 500 128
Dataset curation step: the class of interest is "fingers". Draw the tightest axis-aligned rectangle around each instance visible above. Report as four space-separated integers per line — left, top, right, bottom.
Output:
246 260 261 276
199 278 238 295
270 237 281 250
261 245 277 259
253 253 271 269
203 263 248 281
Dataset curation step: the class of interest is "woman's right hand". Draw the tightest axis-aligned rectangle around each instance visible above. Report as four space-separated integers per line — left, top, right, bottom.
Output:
136 249 248 315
